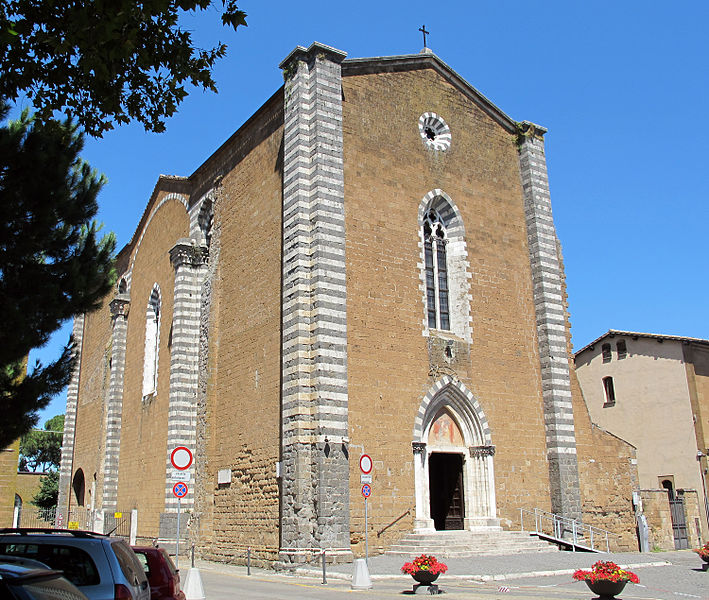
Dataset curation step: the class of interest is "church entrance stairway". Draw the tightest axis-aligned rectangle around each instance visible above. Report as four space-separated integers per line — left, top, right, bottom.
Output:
385 529 559 558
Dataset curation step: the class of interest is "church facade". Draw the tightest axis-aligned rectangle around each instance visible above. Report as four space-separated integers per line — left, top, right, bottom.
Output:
58 43 639 562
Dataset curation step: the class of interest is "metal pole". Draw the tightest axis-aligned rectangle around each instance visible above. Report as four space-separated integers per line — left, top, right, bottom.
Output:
697 452 709 533
520 508 524 531
191 544 195 568
572 520 577 551
321 549 327 584
365 497 369 565
176 497 181 569
247 547 251 576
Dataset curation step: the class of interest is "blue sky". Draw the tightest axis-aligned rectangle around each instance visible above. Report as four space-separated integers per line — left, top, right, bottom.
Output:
25 1 708 422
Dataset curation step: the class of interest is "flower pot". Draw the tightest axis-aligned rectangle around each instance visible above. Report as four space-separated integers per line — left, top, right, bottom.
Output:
412 570 439 585
585 579 627 599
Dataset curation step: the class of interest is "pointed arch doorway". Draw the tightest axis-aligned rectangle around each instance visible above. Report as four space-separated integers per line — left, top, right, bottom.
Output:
412 377 499 532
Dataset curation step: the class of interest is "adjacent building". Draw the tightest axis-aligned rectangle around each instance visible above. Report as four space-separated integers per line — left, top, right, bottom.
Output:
58 43 641 563
575 330 709 549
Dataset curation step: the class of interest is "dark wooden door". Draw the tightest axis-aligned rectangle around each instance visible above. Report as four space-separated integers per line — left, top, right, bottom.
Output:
429 453 464 530
669 496 689 550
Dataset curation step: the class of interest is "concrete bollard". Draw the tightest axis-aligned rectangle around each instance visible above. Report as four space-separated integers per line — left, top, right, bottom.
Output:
183 567 206 600
351 557 372 590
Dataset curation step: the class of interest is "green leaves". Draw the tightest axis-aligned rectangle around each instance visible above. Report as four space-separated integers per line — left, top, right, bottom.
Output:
0 102 116 447
0 1 247 137
19 415 64 473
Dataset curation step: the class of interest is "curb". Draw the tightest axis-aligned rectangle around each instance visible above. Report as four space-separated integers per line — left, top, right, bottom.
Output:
291 560 672 583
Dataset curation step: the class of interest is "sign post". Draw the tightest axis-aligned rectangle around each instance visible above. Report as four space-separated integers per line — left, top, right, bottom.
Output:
172 482 188 567
170 447 192 569
359 454 373 564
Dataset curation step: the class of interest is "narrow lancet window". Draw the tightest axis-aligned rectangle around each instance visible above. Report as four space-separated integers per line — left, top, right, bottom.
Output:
142 285 161 398
423 210 450 331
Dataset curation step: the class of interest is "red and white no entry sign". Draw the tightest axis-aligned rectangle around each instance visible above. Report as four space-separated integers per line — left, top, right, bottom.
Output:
359 454 372 474
171 446 193 470
173 482 188 498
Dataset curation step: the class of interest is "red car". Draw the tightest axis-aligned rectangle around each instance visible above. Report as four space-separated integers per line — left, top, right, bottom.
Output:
131 547 185 600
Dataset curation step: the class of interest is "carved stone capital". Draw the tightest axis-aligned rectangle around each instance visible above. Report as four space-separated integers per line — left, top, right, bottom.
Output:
170 238 208 269
109 294 130 319
470 445 496 458
412 442 427 456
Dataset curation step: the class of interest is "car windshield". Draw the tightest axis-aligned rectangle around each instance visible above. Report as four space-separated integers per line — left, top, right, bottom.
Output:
0 543 99 587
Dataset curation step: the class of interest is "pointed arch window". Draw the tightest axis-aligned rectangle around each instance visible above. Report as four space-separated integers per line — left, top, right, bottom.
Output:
424 209 450 330
142 285 161 398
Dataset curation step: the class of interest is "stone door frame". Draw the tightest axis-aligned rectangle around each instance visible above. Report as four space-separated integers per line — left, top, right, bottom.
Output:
412 376 498 532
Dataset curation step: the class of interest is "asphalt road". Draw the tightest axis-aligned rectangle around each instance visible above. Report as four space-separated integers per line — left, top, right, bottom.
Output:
195 550 709 600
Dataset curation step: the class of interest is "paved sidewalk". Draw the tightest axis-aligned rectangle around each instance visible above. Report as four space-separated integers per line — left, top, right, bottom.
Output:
195 549 708 599
313 549 672 580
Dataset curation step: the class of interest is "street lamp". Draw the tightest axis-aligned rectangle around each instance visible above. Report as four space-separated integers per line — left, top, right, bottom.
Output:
697 450 709 538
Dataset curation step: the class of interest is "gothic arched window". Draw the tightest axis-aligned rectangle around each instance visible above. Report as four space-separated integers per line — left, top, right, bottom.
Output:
142 285 161 398
423 209 450 331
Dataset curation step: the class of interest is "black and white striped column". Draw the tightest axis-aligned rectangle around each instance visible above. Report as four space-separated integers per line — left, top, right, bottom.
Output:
518 122 582 521
278 42 351 562
164 240 207 514
57 314 85 522
101 295 131 511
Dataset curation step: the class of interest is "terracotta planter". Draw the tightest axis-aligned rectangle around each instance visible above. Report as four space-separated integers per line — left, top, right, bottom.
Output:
411 570 439 585
584 579 627 599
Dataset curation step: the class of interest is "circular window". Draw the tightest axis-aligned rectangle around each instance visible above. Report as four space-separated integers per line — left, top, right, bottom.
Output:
418 113 451 151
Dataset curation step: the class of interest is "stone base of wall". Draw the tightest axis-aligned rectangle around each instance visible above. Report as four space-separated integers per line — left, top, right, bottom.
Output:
158 512 191 546
641 489 703 551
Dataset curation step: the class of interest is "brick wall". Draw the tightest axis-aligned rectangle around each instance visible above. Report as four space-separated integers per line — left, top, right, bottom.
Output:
0 441 19 526
71 299 111 510
15 472 44 507
642 490 677 550
342 66 553 548
117 194 189 536
197 102 284 564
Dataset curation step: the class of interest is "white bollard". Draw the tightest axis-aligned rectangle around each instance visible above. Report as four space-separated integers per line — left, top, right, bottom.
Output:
182 567 206 600
351 558 372 590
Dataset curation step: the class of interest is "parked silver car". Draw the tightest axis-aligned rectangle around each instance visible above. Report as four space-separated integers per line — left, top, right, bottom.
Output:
0 529 149 600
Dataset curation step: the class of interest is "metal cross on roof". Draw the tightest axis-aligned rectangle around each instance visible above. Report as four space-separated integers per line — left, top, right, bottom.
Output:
419 25 429 48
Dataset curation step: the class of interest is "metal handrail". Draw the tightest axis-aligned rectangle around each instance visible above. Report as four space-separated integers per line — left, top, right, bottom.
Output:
519 507 621 552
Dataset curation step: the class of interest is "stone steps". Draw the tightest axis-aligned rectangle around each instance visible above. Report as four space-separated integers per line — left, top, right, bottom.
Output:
385 529 560 557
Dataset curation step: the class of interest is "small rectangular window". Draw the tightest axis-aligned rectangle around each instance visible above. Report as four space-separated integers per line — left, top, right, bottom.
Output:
616 340 627 359
602 376 616 406
601 343 612 363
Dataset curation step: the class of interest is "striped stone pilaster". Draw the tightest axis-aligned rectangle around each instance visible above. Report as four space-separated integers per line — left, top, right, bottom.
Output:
57 314 85 522
278 42 352 562
101 295 131 511
518 122 582 521
163 240 207 515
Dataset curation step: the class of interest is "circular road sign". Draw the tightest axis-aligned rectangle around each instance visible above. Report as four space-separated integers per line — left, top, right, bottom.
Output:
361 484 371 498
171 446 193 470
173 482 188 498
359 454 373 474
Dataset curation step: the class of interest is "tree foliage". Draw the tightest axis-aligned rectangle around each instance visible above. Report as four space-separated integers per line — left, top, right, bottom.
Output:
32 470 59 509
0 104 116 448
19 414 64 473
0 1 247 136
